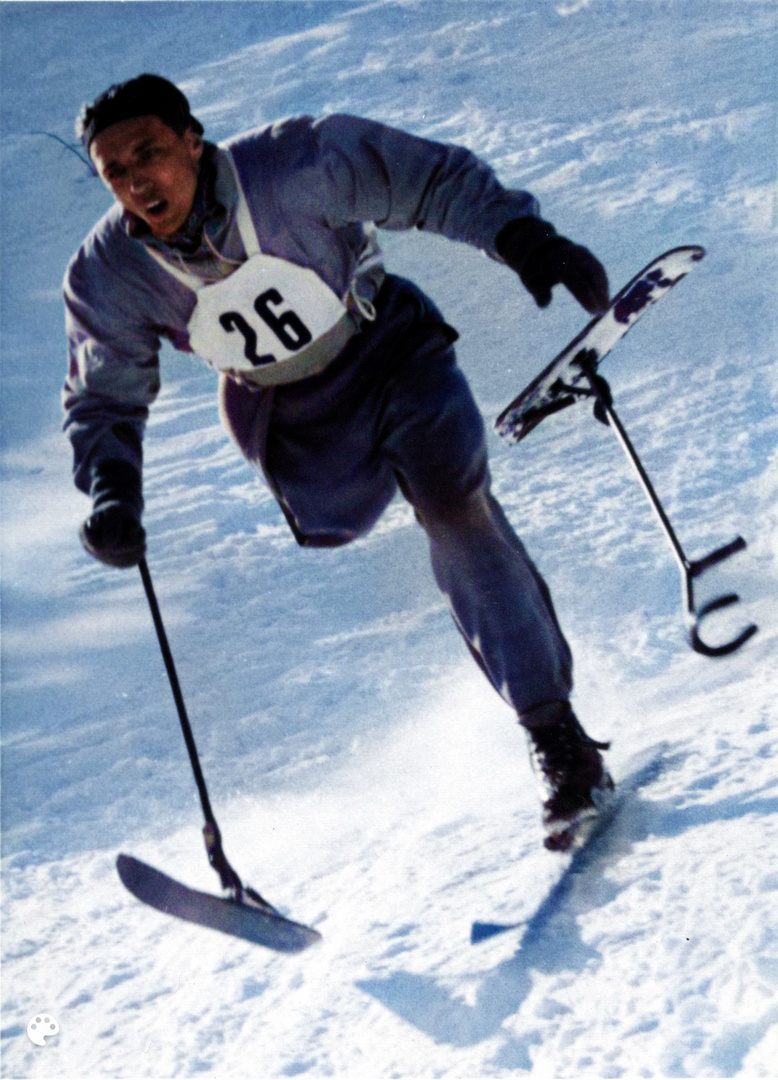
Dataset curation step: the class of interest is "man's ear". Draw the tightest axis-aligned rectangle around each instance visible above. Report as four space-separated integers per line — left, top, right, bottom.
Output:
185 127 204 162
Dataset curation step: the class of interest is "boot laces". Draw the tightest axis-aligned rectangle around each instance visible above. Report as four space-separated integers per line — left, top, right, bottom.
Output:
525 708 610 804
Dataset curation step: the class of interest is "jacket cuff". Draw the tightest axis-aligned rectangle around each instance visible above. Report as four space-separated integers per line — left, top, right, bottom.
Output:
89 459 143 517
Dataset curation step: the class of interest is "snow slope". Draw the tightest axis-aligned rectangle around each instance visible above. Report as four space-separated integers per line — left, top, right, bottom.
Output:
1 1 776 1076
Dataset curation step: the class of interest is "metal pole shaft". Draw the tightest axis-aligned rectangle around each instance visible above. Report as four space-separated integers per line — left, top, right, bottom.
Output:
574 358 756 657
581 373 691 573
137 556 217 826
136 557 261 899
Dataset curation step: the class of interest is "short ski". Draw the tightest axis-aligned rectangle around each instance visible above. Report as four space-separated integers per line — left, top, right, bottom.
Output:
117 854 321 953
496 246 705 444
471 747 666 945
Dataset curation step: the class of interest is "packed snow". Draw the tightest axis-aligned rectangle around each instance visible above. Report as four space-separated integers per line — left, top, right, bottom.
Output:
1 2 776 1077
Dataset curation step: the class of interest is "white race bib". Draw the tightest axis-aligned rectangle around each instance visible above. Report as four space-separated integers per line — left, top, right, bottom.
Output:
144 150 354 381
187 252 348 373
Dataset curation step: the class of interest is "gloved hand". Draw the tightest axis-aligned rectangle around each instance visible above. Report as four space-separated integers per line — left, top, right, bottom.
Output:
80 460 146 569
80 504 146 568
496 217 610 315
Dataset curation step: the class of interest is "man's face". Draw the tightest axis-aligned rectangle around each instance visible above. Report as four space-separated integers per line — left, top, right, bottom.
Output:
90 114 203 239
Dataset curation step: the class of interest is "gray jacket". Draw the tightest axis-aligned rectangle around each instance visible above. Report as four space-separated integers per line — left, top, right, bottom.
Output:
62 113 539 497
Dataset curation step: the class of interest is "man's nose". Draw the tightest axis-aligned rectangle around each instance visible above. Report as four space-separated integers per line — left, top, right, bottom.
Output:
128 170 151 197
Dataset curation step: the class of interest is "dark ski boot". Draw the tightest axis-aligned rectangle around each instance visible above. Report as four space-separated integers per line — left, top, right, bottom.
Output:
520 700 615 852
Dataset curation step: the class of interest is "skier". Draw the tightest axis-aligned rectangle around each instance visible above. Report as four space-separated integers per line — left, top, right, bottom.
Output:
63 74 614 852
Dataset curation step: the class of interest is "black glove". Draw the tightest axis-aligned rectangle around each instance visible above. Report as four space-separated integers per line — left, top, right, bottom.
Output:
80 460 146 569
496 217 610 315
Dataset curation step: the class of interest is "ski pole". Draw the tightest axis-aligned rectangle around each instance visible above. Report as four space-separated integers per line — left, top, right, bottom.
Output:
137 556 250 899
574 354 757 657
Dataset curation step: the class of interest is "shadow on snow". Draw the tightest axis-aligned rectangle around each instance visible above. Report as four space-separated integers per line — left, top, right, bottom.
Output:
357 747 778 1054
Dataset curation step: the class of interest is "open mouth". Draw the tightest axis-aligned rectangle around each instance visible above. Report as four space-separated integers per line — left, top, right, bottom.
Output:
145 199 168 219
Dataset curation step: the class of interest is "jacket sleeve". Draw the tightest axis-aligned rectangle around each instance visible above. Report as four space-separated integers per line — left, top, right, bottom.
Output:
62 238 163 499
296 114 541 257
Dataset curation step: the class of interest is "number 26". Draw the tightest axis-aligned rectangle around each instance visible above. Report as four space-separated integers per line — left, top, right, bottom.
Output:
219 289 312 366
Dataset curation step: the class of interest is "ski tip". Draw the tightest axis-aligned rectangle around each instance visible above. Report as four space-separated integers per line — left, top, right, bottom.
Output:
116 852 148 895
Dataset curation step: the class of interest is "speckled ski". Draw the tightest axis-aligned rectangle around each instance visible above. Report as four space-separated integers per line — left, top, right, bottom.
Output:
496 246 705 444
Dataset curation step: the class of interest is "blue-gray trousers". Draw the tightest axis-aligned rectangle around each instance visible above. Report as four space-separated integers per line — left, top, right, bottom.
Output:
219 275 573 714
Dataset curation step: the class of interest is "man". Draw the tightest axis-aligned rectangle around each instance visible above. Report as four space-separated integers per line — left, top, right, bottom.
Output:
63 74 614 853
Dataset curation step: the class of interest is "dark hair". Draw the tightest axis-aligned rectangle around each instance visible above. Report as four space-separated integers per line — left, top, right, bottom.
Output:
77 73 204 151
